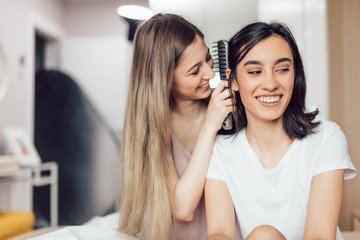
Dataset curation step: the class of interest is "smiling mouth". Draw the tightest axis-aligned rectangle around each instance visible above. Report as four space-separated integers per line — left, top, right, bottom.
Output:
257 95 281 103
198 83 209 89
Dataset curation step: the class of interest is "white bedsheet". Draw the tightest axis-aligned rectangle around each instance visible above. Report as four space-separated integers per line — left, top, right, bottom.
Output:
29 226 136 240
30 212 137 240
28 212 360 240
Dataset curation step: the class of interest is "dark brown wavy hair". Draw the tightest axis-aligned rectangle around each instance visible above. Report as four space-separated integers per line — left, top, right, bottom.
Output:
228 21 319 139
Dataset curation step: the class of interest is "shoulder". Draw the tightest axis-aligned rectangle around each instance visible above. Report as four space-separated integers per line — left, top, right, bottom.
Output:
309 118 356 179
316 118 342 133
300 118 349 159
215 130 243 145
308 118 344 143
212 130 244 157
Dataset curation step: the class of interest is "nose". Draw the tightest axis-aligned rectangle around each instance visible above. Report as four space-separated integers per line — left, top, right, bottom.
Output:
203 62 215 79
261 72 279 91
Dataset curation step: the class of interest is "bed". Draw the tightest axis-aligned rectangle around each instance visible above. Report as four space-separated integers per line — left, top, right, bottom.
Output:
11 212 137 240
11 212 360 240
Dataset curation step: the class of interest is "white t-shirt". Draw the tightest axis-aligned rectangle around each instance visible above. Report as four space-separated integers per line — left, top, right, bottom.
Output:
207 119 357 240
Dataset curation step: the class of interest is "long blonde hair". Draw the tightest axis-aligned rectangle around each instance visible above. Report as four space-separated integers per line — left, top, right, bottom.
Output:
118 14 204 240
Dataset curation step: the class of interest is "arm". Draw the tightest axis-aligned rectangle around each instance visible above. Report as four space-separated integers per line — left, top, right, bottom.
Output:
166 81 234 221
303 169 344 239
205 179 236 240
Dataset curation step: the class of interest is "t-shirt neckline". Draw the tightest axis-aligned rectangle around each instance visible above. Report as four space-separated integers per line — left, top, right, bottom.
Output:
240 129 298 173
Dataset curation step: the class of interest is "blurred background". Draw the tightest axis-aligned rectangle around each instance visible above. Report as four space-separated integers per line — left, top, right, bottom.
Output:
0 0 358 233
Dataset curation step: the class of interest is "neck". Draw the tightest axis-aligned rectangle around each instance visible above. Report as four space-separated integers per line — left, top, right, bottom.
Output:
172 99 205 121
246 117 291 152
170 99 207 151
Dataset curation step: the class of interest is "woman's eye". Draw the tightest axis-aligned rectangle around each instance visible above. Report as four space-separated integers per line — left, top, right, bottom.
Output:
206 55 213 66
248 70 262 75
276 68 290 73
191 69 200 75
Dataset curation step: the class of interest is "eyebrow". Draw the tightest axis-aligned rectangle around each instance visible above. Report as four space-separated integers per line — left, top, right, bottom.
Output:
243 57 292 67
275 57 292 64
186 62 200 74
185 48 210 74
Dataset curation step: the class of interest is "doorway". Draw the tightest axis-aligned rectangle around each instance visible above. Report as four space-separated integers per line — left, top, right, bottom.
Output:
34 31 60 72
33 31 60 229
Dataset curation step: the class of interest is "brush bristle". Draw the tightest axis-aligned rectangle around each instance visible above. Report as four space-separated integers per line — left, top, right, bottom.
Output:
211 40 229 80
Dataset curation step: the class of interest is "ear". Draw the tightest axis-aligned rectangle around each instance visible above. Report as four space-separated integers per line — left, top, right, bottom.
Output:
227 68 239 91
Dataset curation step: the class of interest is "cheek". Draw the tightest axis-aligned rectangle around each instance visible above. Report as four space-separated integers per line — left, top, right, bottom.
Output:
238 77 256 96
280 77 295 108
173 75 181 88
289 83 294 95
238 83 254 106
284 76 295 95
172 81 181 93
290 78 295 92
173 77 191 90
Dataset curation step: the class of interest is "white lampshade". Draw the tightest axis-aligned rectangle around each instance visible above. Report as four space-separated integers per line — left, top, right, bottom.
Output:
116 5 153 20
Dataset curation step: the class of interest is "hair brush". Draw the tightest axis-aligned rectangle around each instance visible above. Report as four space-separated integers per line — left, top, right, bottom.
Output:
212 40 233 130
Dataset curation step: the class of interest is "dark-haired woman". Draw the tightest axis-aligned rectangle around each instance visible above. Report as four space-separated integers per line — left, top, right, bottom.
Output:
205 21 356 240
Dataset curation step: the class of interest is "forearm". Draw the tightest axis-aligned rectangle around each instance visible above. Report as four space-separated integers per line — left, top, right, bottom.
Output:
208 234 234 240
170 80 233 220
171 124 217 218
303 237 335 240
304 170 344 240
205 179 236 239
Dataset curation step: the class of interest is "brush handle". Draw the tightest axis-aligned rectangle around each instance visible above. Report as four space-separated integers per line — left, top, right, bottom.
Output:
222 87 233 130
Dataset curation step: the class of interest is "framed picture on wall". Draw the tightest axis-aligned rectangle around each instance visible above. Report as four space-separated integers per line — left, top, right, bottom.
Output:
4 127 41 167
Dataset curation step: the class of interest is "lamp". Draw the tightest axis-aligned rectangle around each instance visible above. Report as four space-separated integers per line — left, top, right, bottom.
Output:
0 43 8 102
117 5 153 41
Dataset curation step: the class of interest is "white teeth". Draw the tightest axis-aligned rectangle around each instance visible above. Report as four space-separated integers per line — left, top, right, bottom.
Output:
258 96 280 103
199 83 209 88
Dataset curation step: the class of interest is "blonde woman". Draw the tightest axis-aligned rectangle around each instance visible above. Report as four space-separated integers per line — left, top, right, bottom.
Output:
118 14 234 240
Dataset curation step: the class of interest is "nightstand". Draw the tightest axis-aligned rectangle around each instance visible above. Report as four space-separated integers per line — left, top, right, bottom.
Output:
0 161 58 227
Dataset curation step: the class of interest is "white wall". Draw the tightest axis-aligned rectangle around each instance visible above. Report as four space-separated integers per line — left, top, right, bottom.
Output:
150 0 258 48
258 0 328 119
61 37 131 133
0 0 65 140
0 0 147 140
59 0 143 134
0 0 65 211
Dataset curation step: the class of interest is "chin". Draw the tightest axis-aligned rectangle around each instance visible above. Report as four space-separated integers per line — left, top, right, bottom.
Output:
199 89 212 99
256 111 282 121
